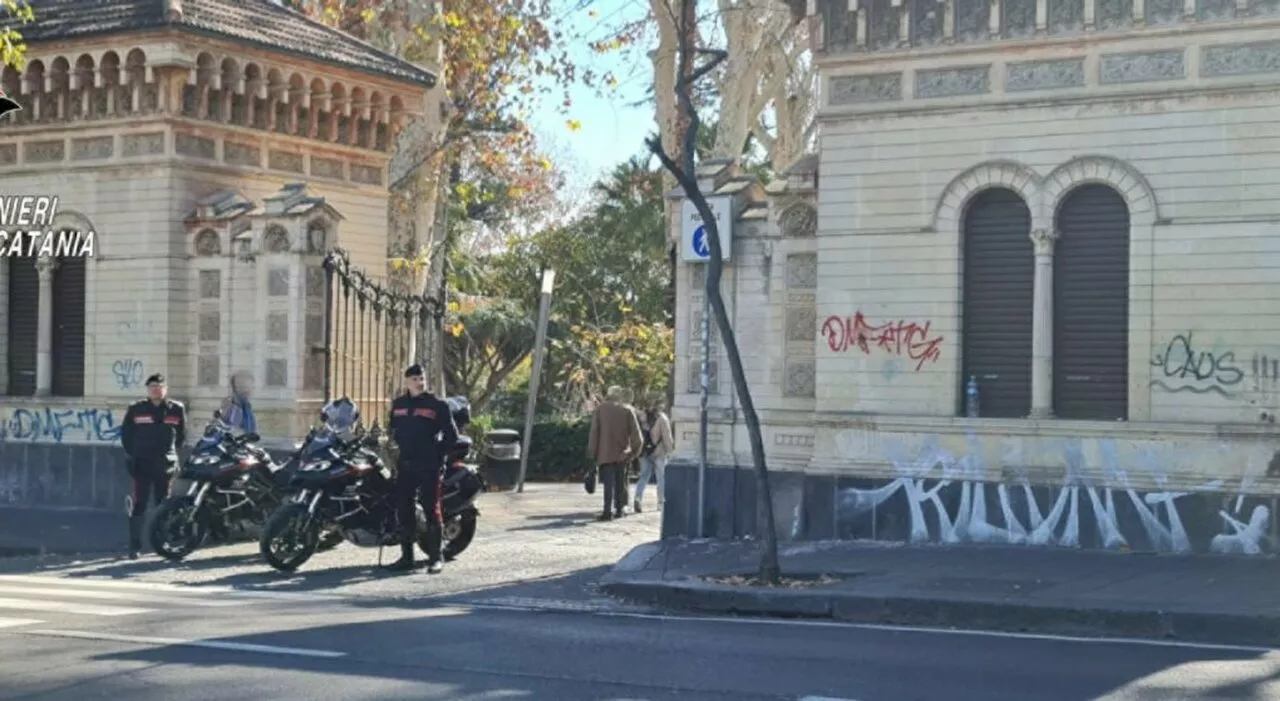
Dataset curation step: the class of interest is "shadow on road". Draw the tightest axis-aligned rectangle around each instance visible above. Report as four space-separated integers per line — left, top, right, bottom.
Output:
504 511 603 532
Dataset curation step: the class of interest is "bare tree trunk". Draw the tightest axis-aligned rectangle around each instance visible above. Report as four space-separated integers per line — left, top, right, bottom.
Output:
710 0 787 159
647 0 780 584
751 28 816 170
650 8 686 413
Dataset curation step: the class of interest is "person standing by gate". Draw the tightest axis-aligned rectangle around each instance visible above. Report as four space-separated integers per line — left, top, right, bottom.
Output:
120 374 187 559
387 364 458 574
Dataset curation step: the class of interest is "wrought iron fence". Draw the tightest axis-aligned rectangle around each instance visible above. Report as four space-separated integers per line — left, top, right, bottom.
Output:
322 248 442 425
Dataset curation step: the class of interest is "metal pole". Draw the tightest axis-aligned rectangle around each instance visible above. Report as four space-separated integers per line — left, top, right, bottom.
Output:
516 268 556 494
697 278 709 537
322 257 335 404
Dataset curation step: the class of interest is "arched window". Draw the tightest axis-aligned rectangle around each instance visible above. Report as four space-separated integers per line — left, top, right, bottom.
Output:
5 255 38 395
1053 184 1131 420
5 212 89 397
960 188 1034 417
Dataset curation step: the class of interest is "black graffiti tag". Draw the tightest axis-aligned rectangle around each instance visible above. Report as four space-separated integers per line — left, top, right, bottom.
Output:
1150 332 1244 396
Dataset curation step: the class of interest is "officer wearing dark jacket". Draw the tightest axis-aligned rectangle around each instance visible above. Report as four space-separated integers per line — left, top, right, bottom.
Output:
387 364 458 573
120 373 187 559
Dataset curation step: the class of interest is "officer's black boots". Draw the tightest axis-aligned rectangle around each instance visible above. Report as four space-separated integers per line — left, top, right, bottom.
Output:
384 541 420 572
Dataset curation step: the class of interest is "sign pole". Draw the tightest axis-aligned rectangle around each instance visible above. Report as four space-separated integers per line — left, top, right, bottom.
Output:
697 271 709 538
681 199 730 540
516 268 555 494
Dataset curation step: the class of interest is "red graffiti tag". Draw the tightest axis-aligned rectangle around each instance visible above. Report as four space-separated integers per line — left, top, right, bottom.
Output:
821 312 944 371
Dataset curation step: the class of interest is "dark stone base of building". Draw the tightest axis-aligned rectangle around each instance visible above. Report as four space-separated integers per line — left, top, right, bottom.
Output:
0 442 133 510
0 442 296 511
661 462 1280 556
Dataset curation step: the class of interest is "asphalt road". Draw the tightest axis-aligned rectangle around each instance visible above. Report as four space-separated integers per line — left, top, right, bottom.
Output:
1 585 1277 701
1 484 1276 700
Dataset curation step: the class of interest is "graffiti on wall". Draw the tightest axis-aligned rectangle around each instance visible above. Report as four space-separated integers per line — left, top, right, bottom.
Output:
821 311 944 371
835 431 1275 555
1149 333 1280 406
110 358 145 389
0 406 122 444
1253 355 1280 405
1149 332 1244 396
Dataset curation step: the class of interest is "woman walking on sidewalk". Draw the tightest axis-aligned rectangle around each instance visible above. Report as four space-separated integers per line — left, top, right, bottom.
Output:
634 399 673 513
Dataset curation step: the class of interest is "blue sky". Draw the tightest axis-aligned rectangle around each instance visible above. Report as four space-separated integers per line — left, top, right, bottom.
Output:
525 0 657 189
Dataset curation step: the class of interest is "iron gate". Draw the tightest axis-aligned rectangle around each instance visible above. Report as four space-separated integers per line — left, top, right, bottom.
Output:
321 248 442 423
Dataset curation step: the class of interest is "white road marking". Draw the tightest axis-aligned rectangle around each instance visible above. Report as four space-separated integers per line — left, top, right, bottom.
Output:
458 599 1280 654
0 575 337 602
25 629 346 658
0 584 239 608
0 617 43 629
0 597 152 617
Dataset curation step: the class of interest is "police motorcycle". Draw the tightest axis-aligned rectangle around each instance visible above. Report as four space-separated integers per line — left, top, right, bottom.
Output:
259 398 417 572
258 397 486 572
438 396 485 560
147 411 291 561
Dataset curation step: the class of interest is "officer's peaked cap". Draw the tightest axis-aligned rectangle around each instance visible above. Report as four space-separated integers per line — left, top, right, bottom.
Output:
145 373 165 385
404 363 424 378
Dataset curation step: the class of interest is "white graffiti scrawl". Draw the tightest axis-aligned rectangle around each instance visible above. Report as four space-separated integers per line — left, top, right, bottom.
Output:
836 433 1274 555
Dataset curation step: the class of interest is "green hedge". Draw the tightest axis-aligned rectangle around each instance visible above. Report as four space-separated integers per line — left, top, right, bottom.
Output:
483 417 596 482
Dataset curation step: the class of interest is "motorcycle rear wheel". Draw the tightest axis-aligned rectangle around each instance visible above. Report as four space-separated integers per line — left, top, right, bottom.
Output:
148 495 207 561
260 503 320 572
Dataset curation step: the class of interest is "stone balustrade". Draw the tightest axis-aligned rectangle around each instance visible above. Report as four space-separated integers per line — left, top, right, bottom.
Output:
0 46 413 154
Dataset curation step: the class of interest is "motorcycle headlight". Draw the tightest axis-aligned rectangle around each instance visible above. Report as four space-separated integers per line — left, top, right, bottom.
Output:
300 460 331 472
189 455 220 466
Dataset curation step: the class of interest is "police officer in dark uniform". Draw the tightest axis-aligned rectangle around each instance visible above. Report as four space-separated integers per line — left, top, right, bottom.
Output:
120 374 187 559
387 363 458 573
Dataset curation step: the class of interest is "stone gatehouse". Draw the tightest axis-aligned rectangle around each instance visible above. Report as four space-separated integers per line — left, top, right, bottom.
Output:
662 1 1280 556
0 0 438 510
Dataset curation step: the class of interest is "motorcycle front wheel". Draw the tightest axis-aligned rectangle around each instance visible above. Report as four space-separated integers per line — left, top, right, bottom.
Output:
259 503 320 572
148 495 207 561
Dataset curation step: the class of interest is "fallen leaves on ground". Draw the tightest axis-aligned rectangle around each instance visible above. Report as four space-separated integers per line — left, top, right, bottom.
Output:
700 573 839 589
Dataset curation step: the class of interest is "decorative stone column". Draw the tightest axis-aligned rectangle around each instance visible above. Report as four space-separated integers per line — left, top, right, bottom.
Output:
34 257 56 396
1029 228 1057 418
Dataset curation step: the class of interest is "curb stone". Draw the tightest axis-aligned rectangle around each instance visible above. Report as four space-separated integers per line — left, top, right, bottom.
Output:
599 578 1280 648
0 543 123 559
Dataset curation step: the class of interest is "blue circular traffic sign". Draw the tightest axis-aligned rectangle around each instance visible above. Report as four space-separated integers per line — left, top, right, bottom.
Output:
691 224 710 258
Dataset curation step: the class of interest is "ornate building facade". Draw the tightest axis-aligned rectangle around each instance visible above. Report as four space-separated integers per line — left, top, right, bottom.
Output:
0 0 438 509
663 2 1280 556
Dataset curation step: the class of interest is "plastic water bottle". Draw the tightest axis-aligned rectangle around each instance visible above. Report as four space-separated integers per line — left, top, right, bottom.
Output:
965 375 980 418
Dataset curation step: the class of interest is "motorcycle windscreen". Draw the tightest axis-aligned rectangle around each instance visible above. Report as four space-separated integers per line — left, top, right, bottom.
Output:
298 428 338 464
193 422 225 451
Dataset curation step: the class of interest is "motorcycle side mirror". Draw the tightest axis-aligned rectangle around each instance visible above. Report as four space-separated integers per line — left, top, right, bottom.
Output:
243 432 260 443
213 409 222 420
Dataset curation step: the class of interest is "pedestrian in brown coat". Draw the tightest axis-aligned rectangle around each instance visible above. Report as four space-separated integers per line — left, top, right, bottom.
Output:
587 385 644 521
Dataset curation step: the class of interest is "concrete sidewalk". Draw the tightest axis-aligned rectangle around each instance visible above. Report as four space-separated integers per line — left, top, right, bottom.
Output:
0 482 626 559
600 538 1280 647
